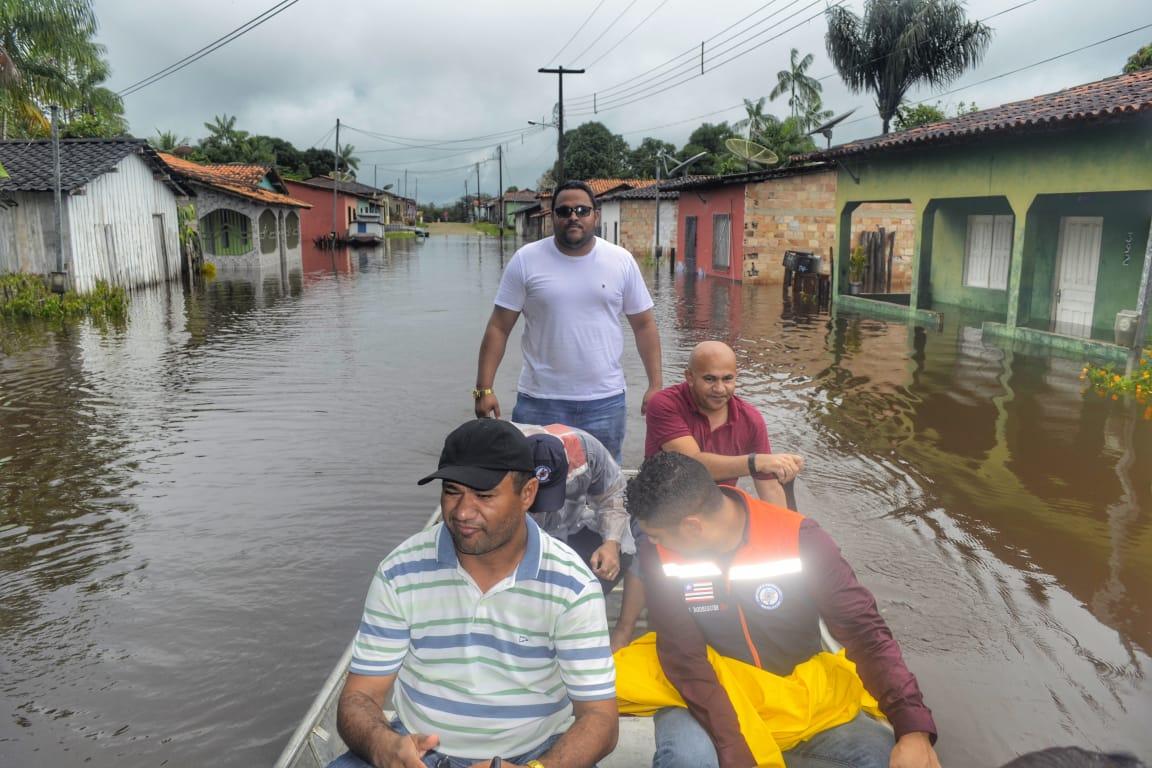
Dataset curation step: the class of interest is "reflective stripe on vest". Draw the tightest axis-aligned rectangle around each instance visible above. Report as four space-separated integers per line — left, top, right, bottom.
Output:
729 558 803 581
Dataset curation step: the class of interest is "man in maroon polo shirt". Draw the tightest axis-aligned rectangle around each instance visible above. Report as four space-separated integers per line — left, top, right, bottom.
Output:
611 341 805 651
644 340 803 507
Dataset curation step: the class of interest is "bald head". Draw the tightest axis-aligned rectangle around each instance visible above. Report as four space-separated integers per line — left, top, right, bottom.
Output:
687 341 737 373
684 341 738 415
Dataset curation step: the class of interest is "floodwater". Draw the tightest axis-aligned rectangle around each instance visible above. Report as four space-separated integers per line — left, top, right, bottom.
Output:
1 234 1149 767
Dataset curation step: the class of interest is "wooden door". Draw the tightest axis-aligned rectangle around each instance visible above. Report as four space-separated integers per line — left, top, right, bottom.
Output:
1052 216 1102 337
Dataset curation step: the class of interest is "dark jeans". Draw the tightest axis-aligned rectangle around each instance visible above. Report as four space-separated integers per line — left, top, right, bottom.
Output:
566 525 633 593
511 392 626 463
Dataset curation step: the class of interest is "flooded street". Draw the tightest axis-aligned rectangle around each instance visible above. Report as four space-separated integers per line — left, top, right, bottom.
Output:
1 234 1149 766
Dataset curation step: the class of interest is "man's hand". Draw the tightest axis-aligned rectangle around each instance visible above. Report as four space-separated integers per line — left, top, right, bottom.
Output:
373 731 440 768
889 731 940 768
468 762 524 768
588 540 621 581
474 392 501 419
609 623 633 654
640 383 661 415
755 452 804 483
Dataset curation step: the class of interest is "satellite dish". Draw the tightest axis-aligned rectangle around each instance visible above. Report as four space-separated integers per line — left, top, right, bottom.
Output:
807 108 858 148
724 137 778 167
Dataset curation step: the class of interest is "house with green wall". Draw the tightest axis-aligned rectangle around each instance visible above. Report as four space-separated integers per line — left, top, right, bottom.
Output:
821 69 1152 359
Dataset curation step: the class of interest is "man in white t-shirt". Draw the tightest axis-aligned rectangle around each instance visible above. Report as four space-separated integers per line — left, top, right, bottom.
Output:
474 180 663 462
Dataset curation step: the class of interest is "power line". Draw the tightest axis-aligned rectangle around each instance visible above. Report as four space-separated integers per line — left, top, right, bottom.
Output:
570 0 642 67
545 0 609 67
584 0 672 70
569 0 835 116
117 0 304 97
565 0 793 108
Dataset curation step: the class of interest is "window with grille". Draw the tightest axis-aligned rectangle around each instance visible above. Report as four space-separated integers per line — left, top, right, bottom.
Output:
712 214 731 270
963 215 1013 289
200 209 251 256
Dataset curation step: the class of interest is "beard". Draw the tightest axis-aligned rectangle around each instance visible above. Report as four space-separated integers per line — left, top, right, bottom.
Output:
446 515 523 557
558 222 595 250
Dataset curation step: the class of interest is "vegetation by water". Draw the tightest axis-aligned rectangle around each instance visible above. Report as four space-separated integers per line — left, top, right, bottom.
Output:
1082 352 1152 419
0 274 128 324
385 230 415 240
471 222 511 237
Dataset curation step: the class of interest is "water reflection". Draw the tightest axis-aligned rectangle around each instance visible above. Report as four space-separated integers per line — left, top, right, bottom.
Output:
0 243 1148 766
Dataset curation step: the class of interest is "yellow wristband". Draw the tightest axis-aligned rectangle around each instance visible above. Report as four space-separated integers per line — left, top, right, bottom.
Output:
472 387 493 400
525 761 546 768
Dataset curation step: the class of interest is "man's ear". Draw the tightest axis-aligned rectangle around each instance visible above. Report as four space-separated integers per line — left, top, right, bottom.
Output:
520 476 539 511
680 515 704 538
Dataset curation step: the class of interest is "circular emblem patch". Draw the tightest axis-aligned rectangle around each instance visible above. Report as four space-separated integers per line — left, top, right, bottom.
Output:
755 583 782 610
534 465 552 484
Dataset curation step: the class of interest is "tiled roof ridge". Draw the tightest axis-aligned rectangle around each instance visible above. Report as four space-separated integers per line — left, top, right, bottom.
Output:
814 67 1152 160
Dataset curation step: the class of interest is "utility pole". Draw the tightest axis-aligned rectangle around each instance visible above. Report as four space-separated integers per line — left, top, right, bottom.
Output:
475 162 481 222
404 169 408 199
50 104 65 292
497 144 504 237
465 179 470 223
331 118 341 243
538 66 584 183
414 177 419 223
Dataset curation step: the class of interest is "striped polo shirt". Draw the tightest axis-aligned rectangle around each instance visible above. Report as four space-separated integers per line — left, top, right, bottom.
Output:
350 517 615 760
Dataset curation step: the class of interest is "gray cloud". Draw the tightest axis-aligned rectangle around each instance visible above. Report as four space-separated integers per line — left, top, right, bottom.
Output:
95 0 1146 202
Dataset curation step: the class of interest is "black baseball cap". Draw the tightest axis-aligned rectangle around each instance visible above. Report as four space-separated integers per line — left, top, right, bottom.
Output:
418 419 535 489
527 433 569 515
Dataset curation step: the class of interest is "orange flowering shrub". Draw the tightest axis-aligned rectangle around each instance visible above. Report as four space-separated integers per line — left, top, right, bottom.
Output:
1082 350 1152 419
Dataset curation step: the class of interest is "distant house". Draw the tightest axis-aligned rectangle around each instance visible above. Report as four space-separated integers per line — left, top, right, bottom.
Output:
159 153 311 272
599 182 684 259
670 166 914 285
819 68 1152 350
283 177 390 242
0 138 189 292
497 189 539 228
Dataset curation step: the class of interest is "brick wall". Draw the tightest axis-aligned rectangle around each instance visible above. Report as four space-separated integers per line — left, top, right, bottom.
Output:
850 202 916 292
619 199 676 258
741 170 838 284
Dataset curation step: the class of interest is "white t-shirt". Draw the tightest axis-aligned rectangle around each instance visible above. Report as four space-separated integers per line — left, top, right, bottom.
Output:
494 236 654 400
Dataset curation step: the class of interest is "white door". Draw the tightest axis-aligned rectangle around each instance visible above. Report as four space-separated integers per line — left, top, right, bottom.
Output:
1053 216 1102 338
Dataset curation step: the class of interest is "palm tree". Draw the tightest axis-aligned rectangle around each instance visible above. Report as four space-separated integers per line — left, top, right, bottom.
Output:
0 0 103 136
337 143 360 175
825 0 992 134
734 97 771 141
151 130 190 152
770 48 822 125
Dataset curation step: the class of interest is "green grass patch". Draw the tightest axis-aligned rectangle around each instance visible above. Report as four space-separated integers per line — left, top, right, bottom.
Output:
472 222 512 237
386 231 416 239
0 274 129 324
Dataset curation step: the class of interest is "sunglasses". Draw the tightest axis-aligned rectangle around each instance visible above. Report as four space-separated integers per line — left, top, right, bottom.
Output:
553 205 595 218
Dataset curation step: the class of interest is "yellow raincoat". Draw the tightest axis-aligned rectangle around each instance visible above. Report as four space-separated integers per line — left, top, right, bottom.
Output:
614 633 885 768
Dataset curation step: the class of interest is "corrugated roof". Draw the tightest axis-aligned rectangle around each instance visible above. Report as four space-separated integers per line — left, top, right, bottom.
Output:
294 176 391 199
159 153 311 208
814 68 1152 160
0 139 186 194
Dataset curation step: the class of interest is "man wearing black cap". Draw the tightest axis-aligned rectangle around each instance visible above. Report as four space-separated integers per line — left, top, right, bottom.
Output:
517 423 632 592
331 419 618 768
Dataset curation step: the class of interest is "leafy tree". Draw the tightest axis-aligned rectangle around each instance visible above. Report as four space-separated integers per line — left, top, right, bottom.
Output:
752 115 817 166
151 130 190 151
557 121 630 180
505 185 520 193
1124 42 1152 73
735 97 773 141
770 48 822 125
628 136 677 177
680 121 736 175
825 0 992 134
893 102 945 130
0 0 113 137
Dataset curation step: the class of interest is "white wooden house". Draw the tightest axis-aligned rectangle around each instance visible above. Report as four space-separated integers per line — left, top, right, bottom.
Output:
0 139 189 292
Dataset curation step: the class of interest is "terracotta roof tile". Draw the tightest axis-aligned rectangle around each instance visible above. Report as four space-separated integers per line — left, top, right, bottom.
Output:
577 178 657 196
814 69 1152 160
158 152 310 208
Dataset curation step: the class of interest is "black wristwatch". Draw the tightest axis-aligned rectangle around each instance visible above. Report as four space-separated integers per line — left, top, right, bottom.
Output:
747 452 757 476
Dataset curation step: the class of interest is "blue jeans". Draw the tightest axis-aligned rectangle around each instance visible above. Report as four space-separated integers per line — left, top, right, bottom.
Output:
328 720 563 768
652 708 893 768
512 392 626 463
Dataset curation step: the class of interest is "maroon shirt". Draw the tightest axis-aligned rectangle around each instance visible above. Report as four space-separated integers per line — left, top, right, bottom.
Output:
641 488 937 768
644 382 773 483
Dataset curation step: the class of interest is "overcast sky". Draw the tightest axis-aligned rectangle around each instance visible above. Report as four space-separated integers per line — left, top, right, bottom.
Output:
94 0 1147 203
